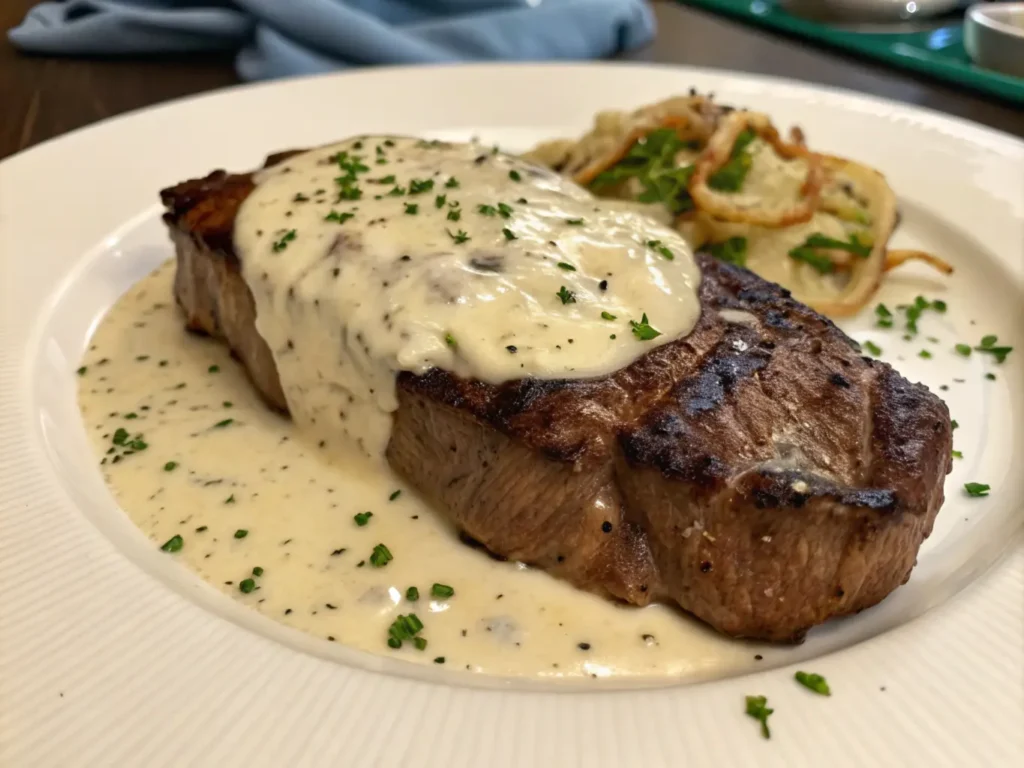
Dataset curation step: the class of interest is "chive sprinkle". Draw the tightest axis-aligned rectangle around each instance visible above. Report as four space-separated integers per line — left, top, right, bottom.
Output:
406 586 419 601
646 239 674 260
955 343 971 356
556 286 576 305
353 511 373 526
389 490 401 501
163 461 178 472
369 543 393 567
404 203 418 215
565 218 584 226
252 566 264 577
502 227 517 241
239 578 256 594
234 529 248 539
557 262 577 271
509 170 521 182
601 311 617 321
431 583 455 599
863 340 883 356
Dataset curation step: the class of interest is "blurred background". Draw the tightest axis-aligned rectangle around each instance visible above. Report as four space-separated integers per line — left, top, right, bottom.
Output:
2 0 1021 162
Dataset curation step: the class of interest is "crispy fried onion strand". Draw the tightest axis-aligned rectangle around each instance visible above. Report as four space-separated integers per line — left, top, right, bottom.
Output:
883 249 954 275
522 96 717 185
688 111 824 228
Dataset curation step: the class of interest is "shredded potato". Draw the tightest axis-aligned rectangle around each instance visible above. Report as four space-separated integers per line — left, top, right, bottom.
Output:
524 95 949 318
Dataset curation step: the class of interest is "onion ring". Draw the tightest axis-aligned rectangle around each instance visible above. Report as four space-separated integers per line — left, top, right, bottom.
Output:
687 111 824 228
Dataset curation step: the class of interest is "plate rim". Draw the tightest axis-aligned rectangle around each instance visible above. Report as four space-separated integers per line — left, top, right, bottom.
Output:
2 62 1022 767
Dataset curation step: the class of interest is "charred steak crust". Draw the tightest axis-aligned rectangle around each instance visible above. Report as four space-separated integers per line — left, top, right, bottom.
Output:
161 157 952 642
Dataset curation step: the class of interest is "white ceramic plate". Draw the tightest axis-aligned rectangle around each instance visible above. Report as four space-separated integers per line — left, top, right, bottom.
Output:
1 63 1022 767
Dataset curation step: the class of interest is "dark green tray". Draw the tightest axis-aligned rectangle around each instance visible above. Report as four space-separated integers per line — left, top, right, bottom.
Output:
677 0 1024 103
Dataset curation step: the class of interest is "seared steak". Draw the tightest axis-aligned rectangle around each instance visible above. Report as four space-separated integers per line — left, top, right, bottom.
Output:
161 154 951 642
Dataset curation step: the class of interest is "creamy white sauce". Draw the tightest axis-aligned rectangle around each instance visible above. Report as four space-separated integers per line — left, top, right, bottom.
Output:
77 262 753 679
234 137 701 458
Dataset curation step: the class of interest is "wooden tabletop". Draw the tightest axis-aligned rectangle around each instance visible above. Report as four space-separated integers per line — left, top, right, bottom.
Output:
2 0 1021 161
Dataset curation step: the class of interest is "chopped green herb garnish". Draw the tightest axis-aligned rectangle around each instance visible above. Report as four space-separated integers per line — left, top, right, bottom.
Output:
445 333 457 349
435 194 447 209
163 461 178 472
932 299 947 313
239 578 256 594
556 286 576 305
112 428 129 446
875 304 894 328
477 204 498 216
445 177 459 189
955 343 971 357
629 313 661 341
557 262 577 271
408 178 434 195
744 695 773 739
795 671 831 696
325 210 355 224
77 366 87 376
565 218 585 226
234 529 248 539
801 232 871 258
974 335 1012 363
951 450 963 459
446 206 462 222
386 613 424 649
863 340 883 356
434 657 445 664
413 637 428 651
386 185 406 197
208 365 219 373
707 237 747 267
497 202 513 218
951 419 959 430
919 350 932 359
502 227 517 241
509 170 521 182
590 128 697 215
964 482 990 497
447 228 470 244
353 511 373 526
431 583 455 599
293 192 309 202
252 566 264 577
404 203 418 215
709 129 756 192
213 418 234 428
985 373 996 381
160 535 183 553
406 586 419 602
601 311 617 321
389 490 402 501
645 239 675 260
369 543 393 567
788 245 834 274
224 494 235 504
272 229 297 252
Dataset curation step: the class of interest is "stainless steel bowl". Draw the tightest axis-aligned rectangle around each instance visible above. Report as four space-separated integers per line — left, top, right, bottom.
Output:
964 2 1024 78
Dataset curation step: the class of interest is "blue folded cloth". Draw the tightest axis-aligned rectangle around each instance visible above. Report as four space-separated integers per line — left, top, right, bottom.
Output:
9 0 656 81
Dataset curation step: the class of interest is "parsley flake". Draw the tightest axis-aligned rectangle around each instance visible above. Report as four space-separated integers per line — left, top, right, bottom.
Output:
629 313 661 341
557 262 577 271
160 535 183 553
370 543 393 567
601 311 617 321
271 230 297 253
745 695 773 739
646 239 674 260
964 482 990 497
447 228 470 244
556 286 576 305
795 671 831 696
354 511 373 526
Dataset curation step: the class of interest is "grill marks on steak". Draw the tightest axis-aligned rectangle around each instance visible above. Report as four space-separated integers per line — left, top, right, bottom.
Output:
161 159 951 642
